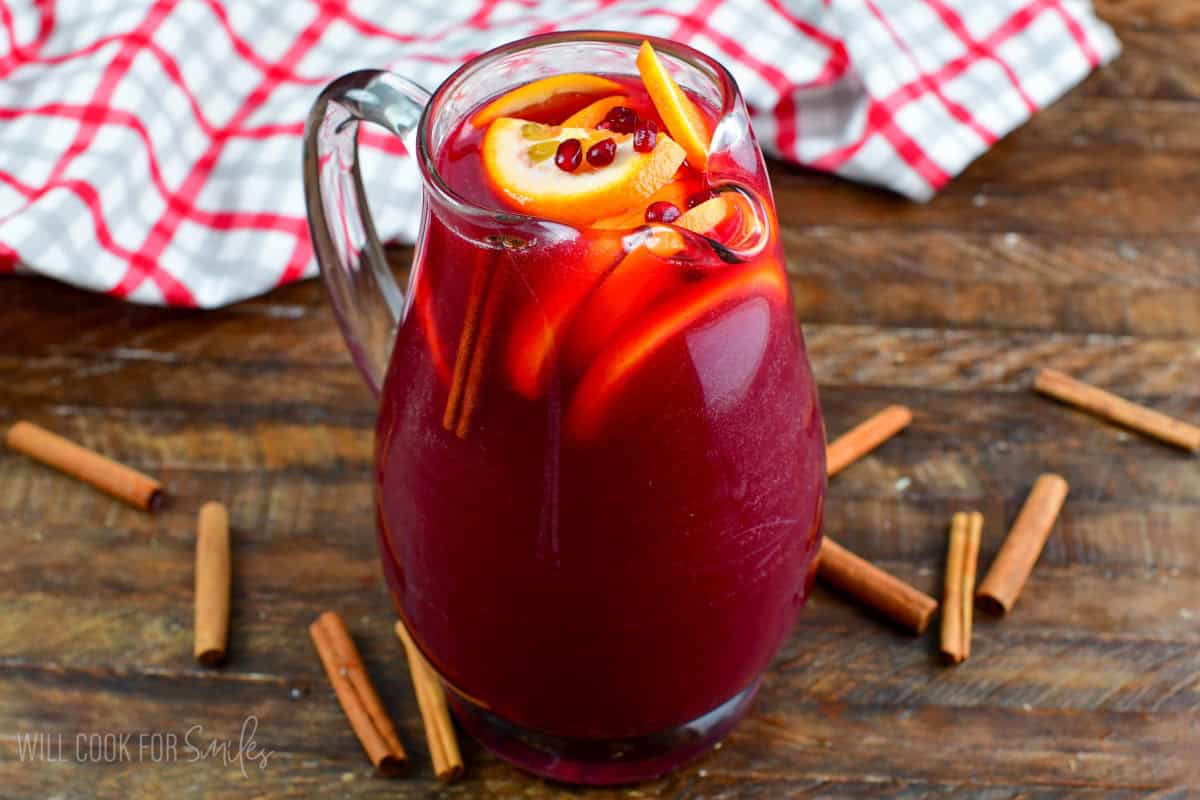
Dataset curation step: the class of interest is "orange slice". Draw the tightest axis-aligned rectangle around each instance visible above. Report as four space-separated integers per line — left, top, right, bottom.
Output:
636 41 712 171
674 195 728 233
472 74 623 127
565 193 775 379
504 232 625 399
563 243 683 376
565 259 787 440
564 192 739 371
562 95 629 128
675 193 767 250
482 117 687 226
592 177 698 229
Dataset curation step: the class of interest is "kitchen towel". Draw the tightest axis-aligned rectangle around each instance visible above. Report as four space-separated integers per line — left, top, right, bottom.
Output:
0 0 1119 306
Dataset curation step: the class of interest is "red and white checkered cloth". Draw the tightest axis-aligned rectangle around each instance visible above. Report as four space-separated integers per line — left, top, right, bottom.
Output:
0 1 1118 307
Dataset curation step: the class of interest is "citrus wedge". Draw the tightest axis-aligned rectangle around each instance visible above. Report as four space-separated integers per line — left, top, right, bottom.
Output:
482 117 687 226
567 191 762 374
472 74 623 127
636 41 712 171
674 195 729 233
675 193 767 250
563 241 683 376
565 259 787 440
562 95 629 128
504 232 625 399
592 177 698 230
633 192 750 256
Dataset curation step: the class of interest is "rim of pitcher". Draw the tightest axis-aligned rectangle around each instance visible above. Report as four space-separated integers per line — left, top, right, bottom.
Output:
415 30 741 224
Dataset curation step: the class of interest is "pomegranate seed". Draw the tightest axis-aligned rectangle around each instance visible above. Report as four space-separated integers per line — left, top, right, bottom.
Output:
645 201 681 224
602 105 638 134
555 138 582 172
633 120 658 153
586 137 616 167
685 189 717 209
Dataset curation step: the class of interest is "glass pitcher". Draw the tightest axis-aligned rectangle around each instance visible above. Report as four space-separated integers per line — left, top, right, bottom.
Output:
303 31 825 785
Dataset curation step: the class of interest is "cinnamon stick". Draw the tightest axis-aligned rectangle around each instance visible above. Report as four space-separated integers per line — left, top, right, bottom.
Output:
394 621 463 782
1034 368 1200 452
961 512 981 659
193 502 231 666
940 513 966 662
977 474 1069 615
443 256 493 434
825 405 913 476
443 253 503 439
309 612 407 775
5 421 163 510
940 511 982 664
817 537 938 634
455 268 505 439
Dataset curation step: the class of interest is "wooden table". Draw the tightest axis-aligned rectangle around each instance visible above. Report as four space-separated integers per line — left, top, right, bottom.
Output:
3 4 1198 797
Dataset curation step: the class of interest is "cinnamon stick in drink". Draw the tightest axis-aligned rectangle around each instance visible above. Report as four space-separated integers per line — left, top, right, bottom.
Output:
443 256 493 434
977 474 1069 615
1034 368 1200 452
455 269 505 439
309 612 407 775
193 502 231 666
395 621 463 781
826 405 913 477
444 252 503 439
5 421 164 510
817 538 938 634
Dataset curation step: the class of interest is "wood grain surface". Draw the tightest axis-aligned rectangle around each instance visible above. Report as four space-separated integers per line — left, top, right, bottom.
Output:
2 4 1198 797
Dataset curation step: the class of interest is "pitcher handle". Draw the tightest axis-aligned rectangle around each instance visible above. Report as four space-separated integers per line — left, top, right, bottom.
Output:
302 70 431 396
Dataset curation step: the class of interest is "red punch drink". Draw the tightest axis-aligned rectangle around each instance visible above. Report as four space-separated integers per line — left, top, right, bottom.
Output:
307 34 825 785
